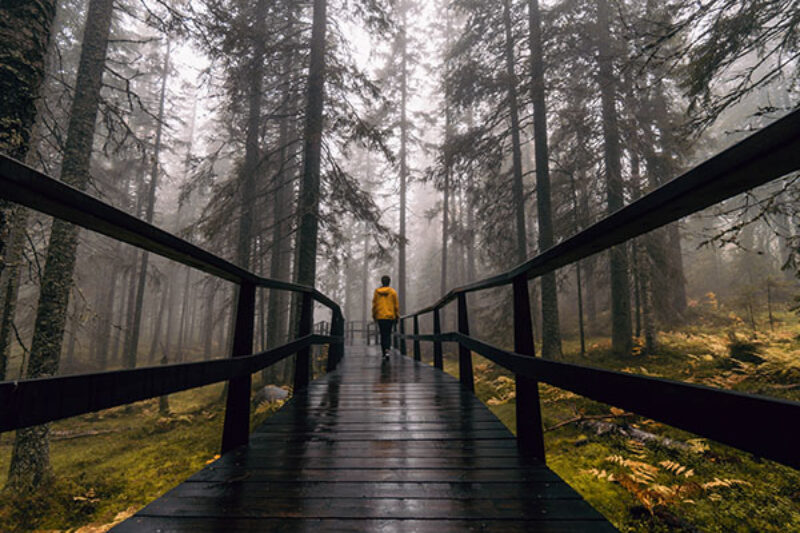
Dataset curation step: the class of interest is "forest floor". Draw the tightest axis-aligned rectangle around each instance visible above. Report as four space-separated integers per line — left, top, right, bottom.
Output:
445 306 800 532
0 310 798 531
0 382 286 531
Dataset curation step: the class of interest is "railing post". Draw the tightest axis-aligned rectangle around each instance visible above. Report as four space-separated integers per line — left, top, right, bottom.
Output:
413 315 421 362
221 282 256 454
293 291 313 391
327 310 344 372
513 273 546 461
457 293 474 392
433 307 443 370
399 318 407 356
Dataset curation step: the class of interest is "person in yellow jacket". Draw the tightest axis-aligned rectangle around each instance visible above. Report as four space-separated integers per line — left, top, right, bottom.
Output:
372 275 399 357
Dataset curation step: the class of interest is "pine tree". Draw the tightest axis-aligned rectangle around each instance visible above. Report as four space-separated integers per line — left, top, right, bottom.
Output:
527 0 561 358
596 0 632 355
6 0 116 491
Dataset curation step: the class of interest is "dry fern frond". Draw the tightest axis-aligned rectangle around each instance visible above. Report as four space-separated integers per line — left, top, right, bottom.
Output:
624 439 647 459
701 477 751 490
686 438 710 454
582 468 616 482
659 460 693 477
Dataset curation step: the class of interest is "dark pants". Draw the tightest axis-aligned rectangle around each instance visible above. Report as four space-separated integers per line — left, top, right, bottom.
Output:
377 319 394 354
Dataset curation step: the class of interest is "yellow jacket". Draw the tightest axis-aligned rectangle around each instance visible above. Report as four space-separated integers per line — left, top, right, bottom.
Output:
372 286 399 320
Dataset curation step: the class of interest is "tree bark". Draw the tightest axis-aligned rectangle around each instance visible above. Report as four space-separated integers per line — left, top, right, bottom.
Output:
596 0 632 355
7 0 115 491
294 0 328 291
527 0 561 358
147 280 169 364
397 0 409 315
122 42 170 369
266 3 297 363
235 0 267 273
567 171 586 357
502 0 528 264
0 207 27 380
203 280 216 358
0 0 57 274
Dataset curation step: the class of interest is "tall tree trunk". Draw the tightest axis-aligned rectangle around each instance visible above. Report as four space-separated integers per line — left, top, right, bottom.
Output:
596 0 632 355
235 0 267 273
148 280 169 365
7 0 115 491
0 0 57 273
440 8 454 309
175 267 191 362
111 267 130 366
441 166 450 299
398 0 409 316
651 84 687 319
567 171 586 357
584 254 598 334
361 223 369 325
527 0 560 358
502 0 528 264
0 207 27 380
122 42 170 369
63 297 79 373
267 5 297 360
294 0 328 291
174 98 197 363
639 242 656 353
94 249 119 371
203 280 216 358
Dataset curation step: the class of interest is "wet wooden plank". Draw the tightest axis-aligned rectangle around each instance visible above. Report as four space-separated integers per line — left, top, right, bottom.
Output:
115 345 615 531
162 480 583 500
116 517 617 532
135 496 606 520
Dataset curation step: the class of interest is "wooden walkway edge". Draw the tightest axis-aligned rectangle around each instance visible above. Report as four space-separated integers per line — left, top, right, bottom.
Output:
114 345 616 532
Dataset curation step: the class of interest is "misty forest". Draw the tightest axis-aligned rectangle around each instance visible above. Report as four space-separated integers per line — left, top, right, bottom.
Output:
0 0 799 530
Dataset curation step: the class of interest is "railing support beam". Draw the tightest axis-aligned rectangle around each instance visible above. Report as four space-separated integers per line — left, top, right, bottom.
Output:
457 293 474 392
413 315 421 362
293 292 314 391
221 282 256 453
433 308 443 370
512 274 545 461
327 311 344 372
399 318 407 356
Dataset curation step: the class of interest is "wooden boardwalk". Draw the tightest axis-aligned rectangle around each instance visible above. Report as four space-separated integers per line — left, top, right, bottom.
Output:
115 345 615 532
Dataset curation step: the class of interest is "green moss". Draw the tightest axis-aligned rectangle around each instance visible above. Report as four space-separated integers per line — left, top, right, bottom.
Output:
0 383 286 531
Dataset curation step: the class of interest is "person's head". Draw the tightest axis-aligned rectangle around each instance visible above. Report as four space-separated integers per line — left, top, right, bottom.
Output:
381 275 391 287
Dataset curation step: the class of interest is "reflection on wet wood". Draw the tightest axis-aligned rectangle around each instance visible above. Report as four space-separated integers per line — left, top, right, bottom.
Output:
115 345 615 532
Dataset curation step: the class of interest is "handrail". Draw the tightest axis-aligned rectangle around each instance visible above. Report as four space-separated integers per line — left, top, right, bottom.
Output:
398 331 800 470
0 153 346 453
0 155 340 312
397 108 800 468
405 107 800 317
0 334 339 433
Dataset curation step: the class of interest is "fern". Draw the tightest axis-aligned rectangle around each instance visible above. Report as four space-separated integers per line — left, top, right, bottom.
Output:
701 477 751 490
587 448 750 515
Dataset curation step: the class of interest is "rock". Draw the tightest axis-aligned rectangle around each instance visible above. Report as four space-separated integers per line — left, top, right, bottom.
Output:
253 385 289 405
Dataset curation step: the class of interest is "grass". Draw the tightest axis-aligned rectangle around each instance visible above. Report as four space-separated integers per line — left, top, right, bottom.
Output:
1 312 798 531
0 382 287 531
446 309 800 532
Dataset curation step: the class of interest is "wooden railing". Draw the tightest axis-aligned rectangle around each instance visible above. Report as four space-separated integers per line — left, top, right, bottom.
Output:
345 320 379 345
0 155 345 453
395 108 800 470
